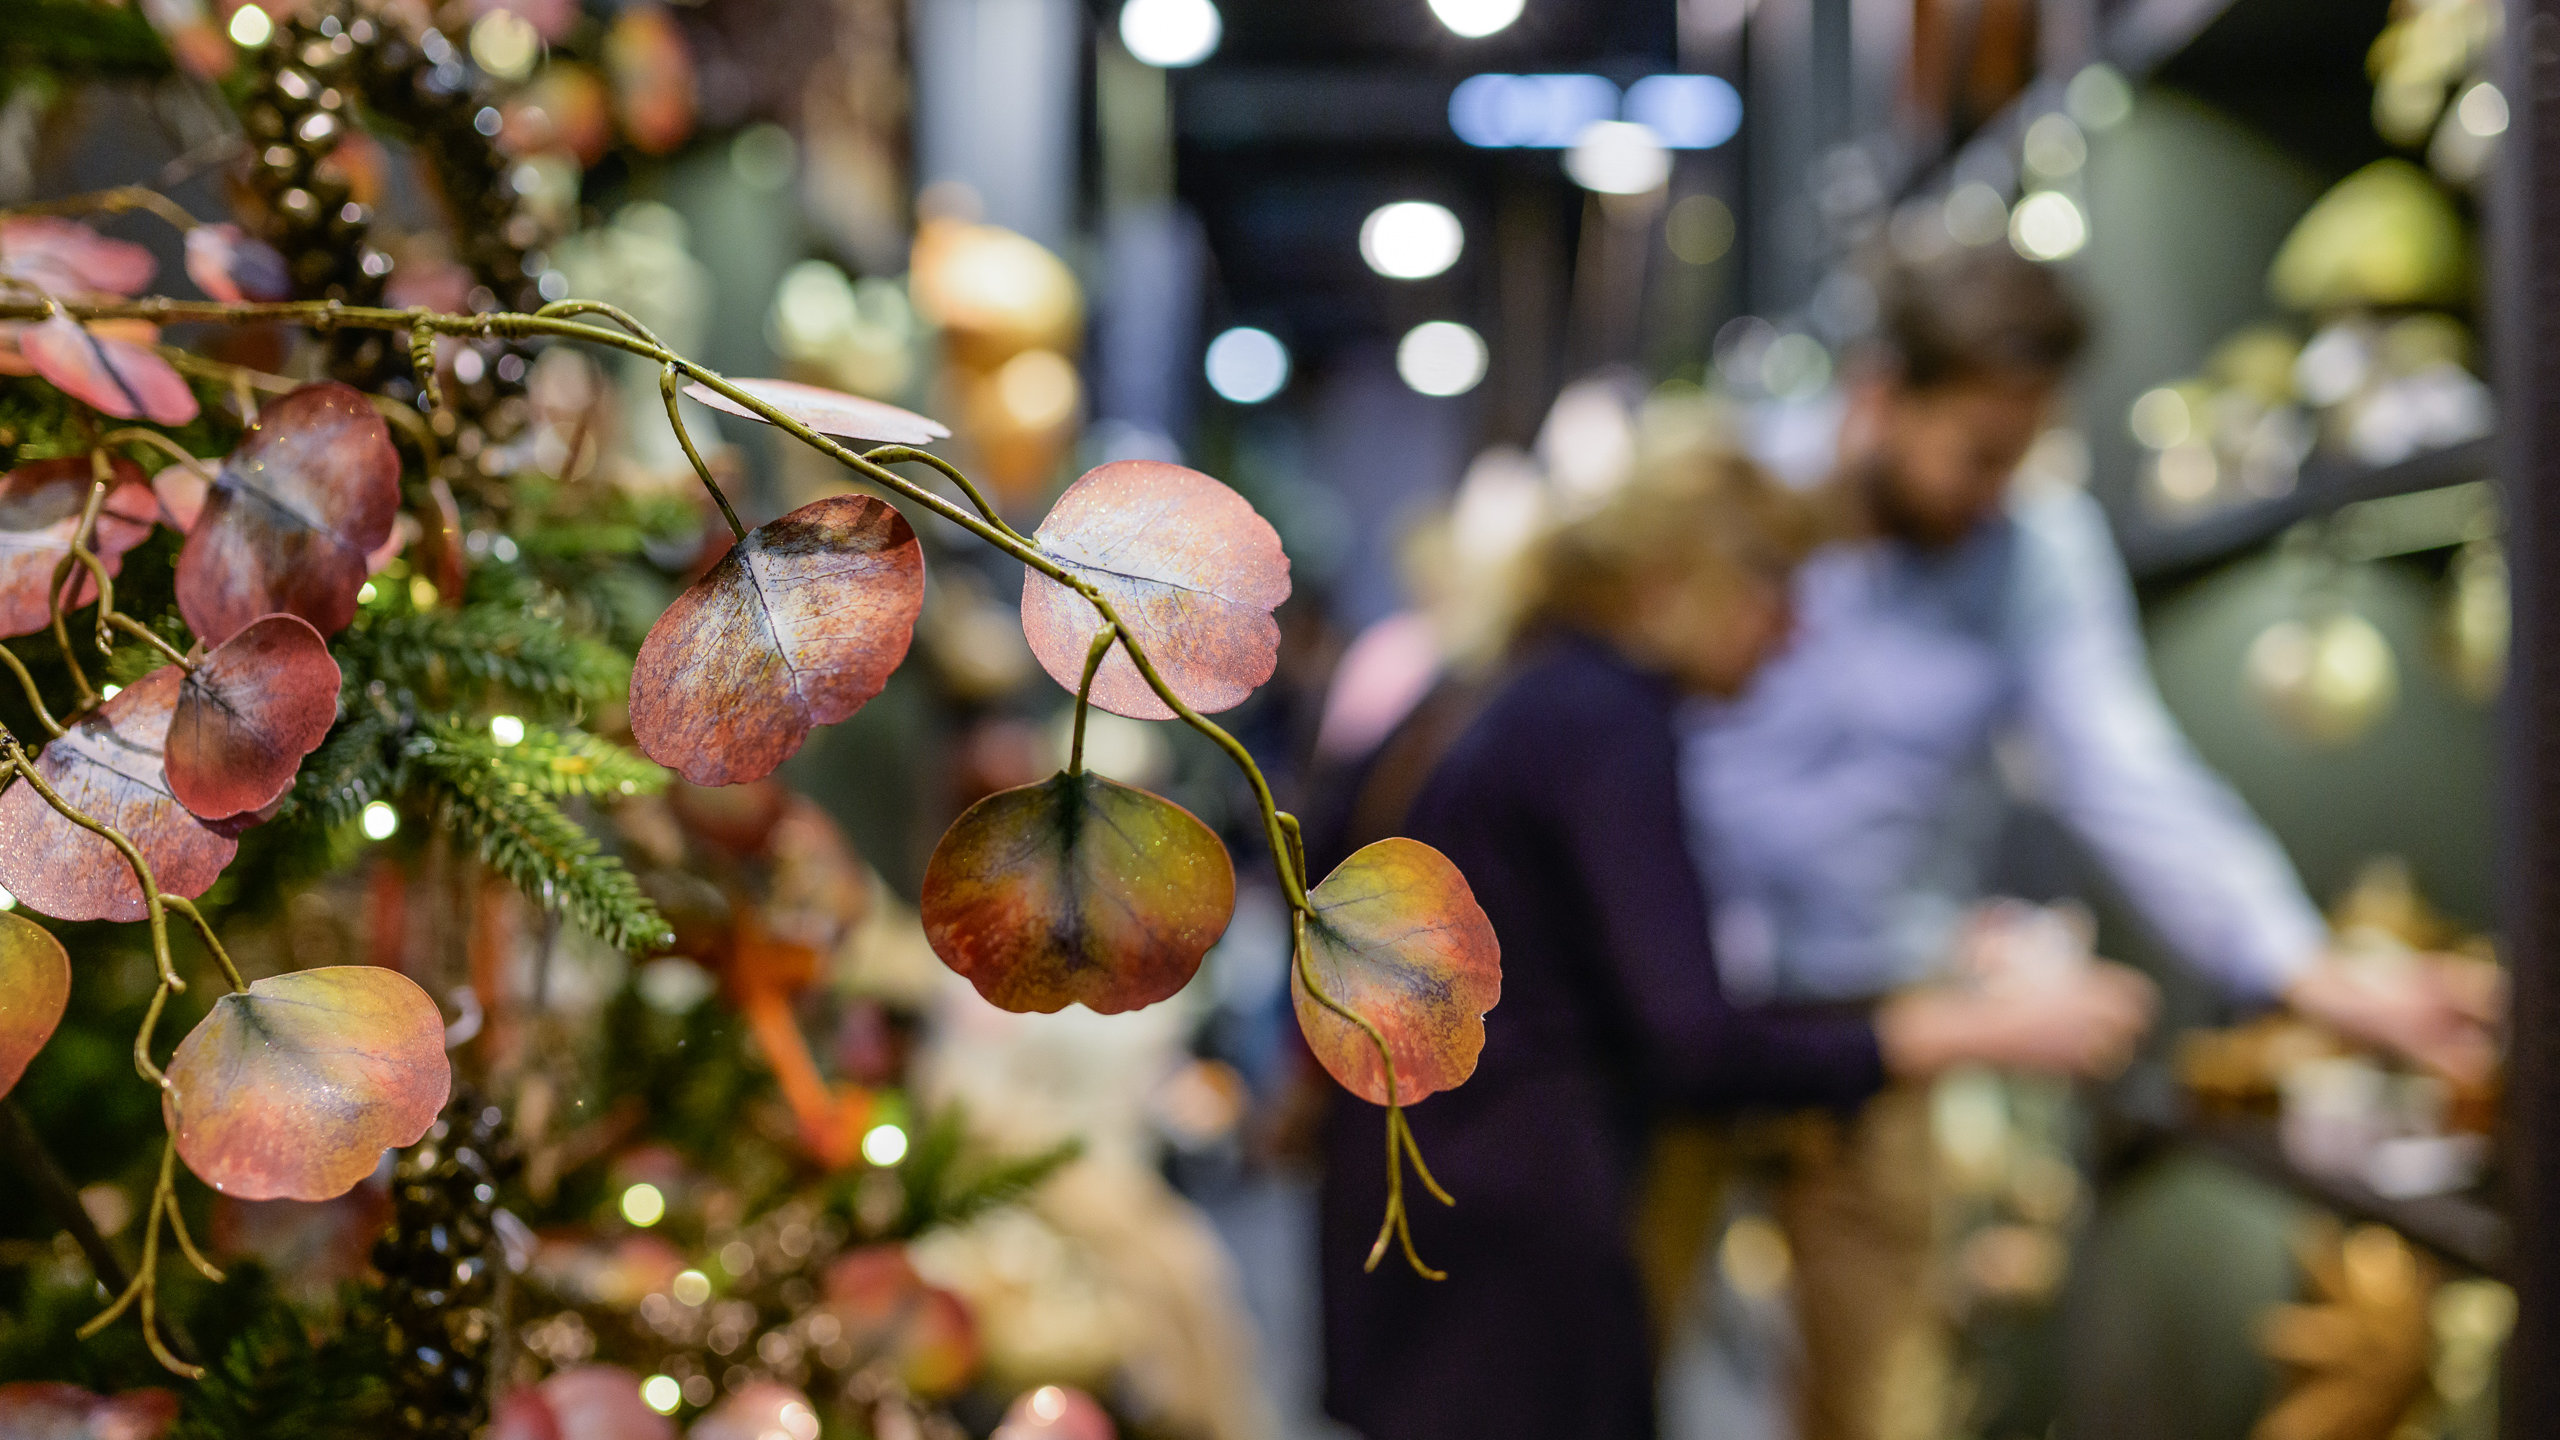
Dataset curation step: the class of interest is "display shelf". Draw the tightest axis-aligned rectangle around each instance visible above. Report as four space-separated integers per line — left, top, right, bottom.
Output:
2110 1082 2509 1277
2119 437 2494 581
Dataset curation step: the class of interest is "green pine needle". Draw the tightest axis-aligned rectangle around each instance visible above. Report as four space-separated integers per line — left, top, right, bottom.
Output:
407 721 671 954
334 596 627 714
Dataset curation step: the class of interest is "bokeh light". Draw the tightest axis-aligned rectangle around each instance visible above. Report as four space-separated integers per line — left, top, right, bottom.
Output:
862 1122 910 1167
1564 121 1671 195
1205 326 1290 403
619 1181 666 1227
1428 0 1525 39
1359 200 1465 280
2008 190 2087 261
1397 321 1489 398
1119 0 1220 67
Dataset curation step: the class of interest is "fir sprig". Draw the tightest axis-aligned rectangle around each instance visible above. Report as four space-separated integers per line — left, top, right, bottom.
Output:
332 595 627 716
404 719 672 954
860 1107 1080 1240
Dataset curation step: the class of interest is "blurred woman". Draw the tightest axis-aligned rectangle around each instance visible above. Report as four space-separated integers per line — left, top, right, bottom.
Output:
1317 448 2155 1440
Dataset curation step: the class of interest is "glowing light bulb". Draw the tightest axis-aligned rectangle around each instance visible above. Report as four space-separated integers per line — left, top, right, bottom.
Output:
1359 201 1465 280
862 1123 909 1167
1564 120 1671 195
489 714 526 746
1119 0 1220 67
1205 327 1290 403
2008 190 2087 261
640 1374 682 1414
1396 321 1488 398
228 4 273 47
620 1181 666 1227
360 802 400 841
1429 0 1525 39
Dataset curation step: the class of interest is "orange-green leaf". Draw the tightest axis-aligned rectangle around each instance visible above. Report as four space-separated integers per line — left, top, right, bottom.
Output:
175 381 401 645
920 770 1234 1014
21 315 198 426
685 376 949 446
1291 837 1501 1106
630 493 924 787
164 966 451 1201
0 455 158 638
1019 460 1290 720
167 613 342 821
0 666 236 922
0 910 69 1099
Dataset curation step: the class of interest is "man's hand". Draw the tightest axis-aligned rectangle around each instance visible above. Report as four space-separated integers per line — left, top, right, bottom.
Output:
2283 950 2504 1088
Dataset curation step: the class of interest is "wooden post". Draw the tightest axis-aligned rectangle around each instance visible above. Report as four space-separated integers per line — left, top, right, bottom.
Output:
2498 3 2560 1433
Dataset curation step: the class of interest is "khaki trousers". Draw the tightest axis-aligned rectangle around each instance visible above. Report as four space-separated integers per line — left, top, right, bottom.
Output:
1637 1086 1950 1440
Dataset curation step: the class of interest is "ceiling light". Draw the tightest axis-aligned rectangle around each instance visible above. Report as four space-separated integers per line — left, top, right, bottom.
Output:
1429 0 1525 39
1359 200 1465 280
1448 73 1620 147
1624 74 1742 150
1205 327 1290 403
1119 0 1221 68
1564 120 1671 195
1397 321 1488 397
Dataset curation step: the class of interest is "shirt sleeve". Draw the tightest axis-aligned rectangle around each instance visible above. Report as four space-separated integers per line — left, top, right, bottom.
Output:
1546 669 1888 1109
2008 490 2328 1000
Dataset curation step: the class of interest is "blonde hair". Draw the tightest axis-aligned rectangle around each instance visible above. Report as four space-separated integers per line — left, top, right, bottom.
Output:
1521 445 1822 640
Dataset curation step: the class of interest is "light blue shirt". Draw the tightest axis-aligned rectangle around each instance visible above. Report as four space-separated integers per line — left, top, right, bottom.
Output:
1680 484 2326 1004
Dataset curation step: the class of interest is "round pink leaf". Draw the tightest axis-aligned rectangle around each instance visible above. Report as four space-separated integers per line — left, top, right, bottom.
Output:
0 910 70 1099
0 666 237 922
630 493 925 787
167 613 343 821
22 315 199 426
163 965 452 1201
175 381 401 645
684 376 949 446
0 217 157 296
183 224 292 304
0 456 159 638
1291 837 1502 1107
1020 460 1291 720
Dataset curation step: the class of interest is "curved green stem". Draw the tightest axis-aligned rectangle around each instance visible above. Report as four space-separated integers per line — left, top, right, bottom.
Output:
861 444 1016 537
107 613 194 671
660 364 746 542
1068 627 1117 775
0 645 62 737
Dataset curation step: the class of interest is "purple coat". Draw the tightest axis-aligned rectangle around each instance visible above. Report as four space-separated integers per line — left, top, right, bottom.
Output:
1320 634 1887 1440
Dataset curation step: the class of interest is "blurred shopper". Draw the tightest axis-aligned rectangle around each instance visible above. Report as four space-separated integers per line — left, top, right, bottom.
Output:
1665 247 2501 1440
1318 449 2157 1440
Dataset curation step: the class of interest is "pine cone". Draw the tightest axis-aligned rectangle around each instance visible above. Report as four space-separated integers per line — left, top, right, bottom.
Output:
373 1090 517 1440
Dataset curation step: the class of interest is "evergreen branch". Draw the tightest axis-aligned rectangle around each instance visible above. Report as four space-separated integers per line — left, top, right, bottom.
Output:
407 723 671 954
879 1108 1081 1238
274 710 397 831
333 599 627 713
418 719 669 799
